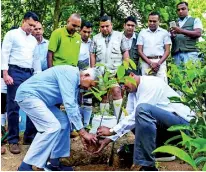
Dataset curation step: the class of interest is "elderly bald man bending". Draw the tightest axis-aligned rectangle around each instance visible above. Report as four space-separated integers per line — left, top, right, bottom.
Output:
47 13 82 68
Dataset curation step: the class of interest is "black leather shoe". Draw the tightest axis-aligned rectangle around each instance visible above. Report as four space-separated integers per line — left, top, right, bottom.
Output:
139 166 158 171
45 163 74 171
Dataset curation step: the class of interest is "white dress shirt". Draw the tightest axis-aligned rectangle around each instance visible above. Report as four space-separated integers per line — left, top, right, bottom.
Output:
79 39 92 62
122 32 136 49
111 76 194 140
178 16 203 29
137 27 172 56
1 27 39 71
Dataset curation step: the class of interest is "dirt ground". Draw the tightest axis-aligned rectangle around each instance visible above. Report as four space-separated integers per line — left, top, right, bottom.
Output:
1 133 193 171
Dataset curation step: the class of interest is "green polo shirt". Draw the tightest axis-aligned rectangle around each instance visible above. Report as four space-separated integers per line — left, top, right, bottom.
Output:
48 26 81 66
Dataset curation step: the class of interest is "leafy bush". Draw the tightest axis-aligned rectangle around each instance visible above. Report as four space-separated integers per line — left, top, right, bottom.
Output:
154 41 206 170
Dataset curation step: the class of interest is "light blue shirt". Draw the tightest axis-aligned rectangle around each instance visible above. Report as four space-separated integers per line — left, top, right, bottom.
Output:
34 38 49 71
137 27 172 56
178 16 203 29
1 27 41 72
15 65 84 130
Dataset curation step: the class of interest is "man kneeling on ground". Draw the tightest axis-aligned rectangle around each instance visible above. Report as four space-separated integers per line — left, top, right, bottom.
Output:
94 73 193 171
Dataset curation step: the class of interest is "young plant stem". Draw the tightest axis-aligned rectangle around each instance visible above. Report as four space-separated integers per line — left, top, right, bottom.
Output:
99 92 110 128
108 90 126 166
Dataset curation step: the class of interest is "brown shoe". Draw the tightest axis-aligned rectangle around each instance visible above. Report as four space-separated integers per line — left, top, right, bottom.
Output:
9 144 21 154
1 147 6 154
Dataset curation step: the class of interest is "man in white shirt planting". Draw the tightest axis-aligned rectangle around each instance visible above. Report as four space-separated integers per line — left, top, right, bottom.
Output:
94 73 193 171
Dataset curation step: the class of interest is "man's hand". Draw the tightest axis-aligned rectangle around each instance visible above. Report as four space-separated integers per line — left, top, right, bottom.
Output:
93 138 112 154
150 62 160 73
3 71 13 85
97 126 112 137
171 26 183 34
169 28 177 37
79 128 98 144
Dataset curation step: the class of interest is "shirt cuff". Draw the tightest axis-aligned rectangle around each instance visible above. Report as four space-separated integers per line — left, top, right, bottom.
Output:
66 109 84 131
1 64 9 70
112 124 125 138
106 134 119 141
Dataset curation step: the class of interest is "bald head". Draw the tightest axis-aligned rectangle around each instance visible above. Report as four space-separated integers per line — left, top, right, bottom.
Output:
66 13 81 35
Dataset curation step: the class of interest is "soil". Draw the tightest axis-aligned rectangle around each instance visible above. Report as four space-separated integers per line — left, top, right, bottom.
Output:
1 132 193 171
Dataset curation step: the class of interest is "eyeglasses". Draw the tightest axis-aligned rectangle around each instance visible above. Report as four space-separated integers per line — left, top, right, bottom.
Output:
177 7 187 11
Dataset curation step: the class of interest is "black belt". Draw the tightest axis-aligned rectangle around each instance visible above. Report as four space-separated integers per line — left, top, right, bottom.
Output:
83 102 92 106
147 56 162 59
9 65 34 73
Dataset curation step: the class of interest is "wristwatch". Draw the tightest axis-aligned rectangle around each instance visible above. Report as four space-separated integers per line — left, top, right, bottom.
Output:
109 128 116 135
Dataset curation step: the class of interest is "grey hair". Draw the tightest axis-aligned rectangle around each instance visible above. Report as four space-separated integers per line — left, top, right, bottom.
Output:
82 68 99 80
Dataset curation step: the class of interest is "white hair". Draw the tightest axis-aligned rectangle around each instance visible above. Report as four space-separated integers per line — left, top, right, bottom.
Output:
82 68 99 80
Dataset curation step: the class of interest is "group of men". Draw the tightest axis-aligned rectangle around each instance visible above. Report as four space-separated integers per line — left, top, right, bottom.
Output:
1 1 203 171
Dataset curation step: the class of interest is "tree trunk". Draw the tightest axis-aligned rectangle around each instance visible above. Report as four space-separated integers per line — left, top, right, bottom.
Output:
53 0 62 30
100 0 105 17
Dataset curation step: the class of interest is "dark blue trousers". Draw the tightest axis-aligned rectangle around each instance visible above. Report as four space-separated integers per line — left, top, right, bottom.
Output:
7 65 37 144
134 103 188 167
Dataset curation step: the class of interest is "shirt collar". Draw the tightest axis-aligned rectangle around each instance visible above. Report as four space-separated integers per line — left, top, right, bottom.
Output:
39 37 47 44
123 32 136 40
64 26 76 38
178 15 190 22
81 38 91 44
147 27 161 33
101 30 113 38
19 27 31 36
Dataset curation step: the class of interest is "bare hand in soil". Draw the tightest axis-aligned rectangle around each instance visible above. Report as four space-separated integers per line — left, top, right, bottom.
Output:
93 138 112 154
97 126 111 137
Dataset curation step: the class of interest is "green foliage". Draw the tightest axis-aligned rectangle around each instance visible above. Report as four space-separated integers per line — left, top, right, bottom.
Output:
154 131 206 171
167 60 206 118
155 40 206 170
154 145 198 170
186 0 206 29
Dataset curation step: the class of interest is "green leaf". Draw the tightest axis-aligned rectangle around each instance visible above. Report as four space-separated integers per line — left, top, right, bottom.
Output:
164 135 182 145
180 131 193 146
117 65 125 80
203 162 206 171
123 60 129 70
129 59 137 70
195 156 206 166
84 92 93 96
167 124 192 132
153 146 197 170
168 96 182 103
103 71 109 83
